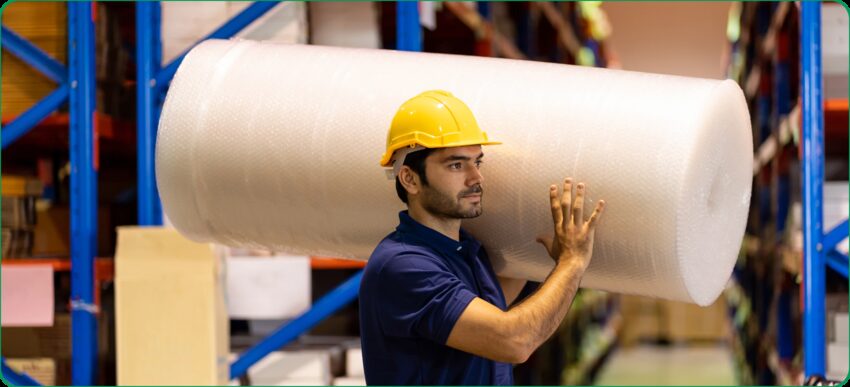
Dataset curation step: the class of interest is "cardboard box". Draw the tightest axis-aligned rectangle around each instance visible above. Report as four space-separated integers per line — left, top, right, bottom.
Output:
618 295 662 346
1 3 67 118
836 313 849 345
30 204 112 258
161 2 306 65
334 376 367 386
31 205 70 256
4 358 56 386
247 350 332 386
827 342 849 381
345 348 363 377
1 313 110 358
664 298 729 342
618 295 729 345
115 227 229 385
1 313 110 385
226 255 311 319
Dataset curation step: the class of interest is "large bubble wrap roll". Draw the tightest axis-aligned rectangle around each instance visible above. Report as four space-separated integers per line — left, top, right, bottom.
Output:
157 40 753 306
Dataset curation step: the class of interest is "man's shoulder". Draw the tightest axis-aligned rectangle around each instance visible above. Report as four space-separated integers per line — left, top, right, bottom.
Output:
369 232 442 260
365 233 447 276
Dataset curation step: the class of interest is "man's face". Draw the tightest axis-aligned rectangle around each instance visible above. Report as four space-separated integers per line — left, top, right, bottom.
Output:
419 145 486 219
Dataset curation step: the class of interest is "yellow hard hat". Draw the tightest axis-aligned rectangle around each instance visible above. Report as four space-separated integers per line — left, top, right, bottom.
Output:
379 90 501 167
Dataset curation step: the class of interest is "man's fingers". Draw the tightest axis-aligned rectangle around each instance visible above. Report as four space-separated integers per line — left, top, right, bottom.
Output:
561 178 572 226
549 185 563 227
573 183 585 227
586 200 605 230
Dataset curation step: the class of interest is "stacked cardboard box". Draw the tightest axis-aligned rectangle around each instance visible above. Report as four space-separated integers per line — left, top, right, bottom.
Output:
333 346 366 386
115 227 229 385
1 313 111 385
619 295 729 346
2 176 42 257
827 293 849 381
1 2 66 118
3 358 56 386
247 350 333 385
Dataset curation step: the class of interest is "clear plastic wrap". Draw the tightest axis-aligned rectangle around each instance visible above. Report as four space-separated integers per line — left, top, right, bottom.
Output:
157 40 753 305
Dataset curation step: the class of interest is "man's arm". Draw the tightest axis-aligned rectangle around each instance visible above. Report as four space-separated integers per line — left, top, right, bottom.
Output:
446 178 605 364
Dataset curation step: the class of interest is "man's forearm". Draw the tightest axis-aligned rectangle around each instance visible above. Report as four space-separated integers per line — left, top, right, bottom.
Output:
504 258 586 352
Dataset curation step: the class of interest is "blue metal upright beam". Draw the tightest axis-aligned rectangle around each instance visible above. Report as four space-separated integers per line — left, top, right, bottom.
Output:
68 2 98 385
136 1 163 226
801 0 825 379
397 1 421 52
1 25 68 84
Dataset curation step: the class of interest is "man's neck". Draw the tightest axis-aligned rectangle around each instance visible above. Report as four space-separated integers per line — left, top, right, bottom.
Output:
408 205 462 241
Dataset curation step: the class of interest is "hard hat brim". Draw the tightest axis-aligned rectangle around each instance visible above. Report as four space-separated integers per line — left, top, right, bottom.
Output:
379 140 502 167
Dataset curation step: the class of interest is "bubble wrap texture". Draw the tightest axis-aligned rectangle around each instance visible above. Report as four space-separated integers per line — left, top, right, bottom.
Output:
156 40 753 306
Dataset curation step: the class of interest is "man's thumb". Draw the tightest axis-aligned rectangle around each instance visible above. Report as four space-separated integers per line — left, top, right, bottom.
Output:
536 236 553 251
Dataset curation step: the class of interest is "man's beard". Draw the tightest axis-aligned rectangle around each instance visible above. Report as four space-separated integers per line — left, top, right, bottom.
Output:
421 184 483 219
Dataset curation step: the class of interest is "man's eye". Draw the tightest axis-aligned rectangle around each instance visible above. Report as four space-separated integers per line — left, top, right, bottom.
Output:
475 160 483 168
449 163 462 170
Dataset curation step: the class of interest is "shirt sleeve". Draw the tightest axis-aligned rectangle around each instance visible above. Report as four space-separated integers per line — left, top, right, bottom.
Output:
375 253 477 344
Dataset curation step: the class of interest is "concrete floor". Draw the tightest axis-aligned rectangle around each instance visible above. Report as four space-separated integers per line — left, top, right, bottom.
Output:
595 344 737 386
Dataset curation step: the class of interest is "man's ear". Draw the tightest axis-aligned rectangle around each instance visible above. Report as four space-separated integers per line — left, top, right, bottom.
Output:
398 166 420 196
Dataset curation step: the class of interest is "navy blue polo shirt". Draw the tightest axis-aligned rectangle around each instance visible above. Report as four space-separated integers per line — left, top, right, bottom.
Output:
359 211 514 385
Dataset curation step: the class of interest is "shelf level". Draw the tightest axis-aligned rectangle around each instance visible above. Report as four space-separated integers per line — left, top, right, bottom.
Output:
2 256 365 273
2 257 114 282
310 257 366 270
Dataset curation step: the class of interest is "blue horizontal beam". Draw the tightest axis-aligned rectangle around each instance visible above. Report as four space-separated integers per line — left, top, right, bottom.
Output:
1 357 43 386
154 1 278 91
823 219 849 254
230 270 363 379
2 85 69 149
1 25 67 84
826 250 848 279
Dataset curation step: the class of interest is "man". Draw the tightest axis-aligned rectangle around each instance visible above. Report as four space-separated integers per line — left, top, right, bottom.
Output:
359 90 605 385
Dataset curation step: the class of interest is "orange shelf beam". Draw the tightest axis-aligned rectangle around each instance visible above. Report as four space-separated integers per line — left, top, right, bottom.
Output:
1 112 119 139
3 257 114 307
2 257 114 282
824 98 848 132
3 256 363 273
310 257 366 270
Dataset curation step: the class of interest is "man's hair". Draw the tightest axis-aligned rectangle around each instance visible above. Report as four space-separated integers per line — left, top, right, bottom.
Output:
395 148 435 204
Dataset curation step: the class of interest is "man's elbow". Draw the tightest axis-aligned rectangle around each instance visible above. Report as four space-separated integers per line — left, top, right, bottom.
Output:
501 342 532 364
495 319 534 364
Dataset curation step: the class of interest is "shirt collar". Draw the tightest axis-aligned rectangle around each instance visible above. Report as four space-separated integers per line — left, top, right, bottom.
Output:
396 211 480 257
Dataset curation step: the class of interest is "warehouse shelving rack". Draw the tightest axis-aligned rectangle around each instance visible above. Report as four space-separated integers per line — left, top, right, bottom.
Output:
134 1 423 382
800 1 848 380
0 1 418 385
0 2 98 386
731 2 848 383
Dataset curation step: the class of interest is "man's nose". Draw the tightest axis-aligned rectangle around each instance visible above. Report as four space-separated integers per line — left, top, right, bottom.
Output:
467 165 484 186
